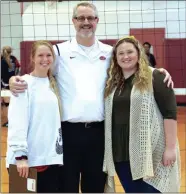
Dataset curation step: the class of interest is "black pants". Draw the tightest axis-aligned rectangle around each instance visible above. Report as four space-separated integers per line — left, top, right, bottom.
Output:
59 121 106 193
37 165 61 193
115 161 161 193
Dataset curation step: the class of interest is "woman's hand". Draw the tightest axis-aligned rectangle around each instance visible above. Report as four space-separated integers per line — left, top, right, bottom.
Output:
162 147 176 166
16 160 29 178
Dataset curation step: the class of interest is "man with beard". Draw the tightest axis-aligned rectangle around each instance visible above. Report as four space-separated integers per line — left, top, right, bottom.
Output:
9 2 173 193
52 3 111 192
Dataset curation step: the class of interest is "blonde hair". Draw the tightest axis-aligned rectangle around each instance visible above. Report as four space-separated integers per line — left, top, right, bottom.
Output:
2 46 12 69
105 36 153 98
72 1 98 18
30 40 62 118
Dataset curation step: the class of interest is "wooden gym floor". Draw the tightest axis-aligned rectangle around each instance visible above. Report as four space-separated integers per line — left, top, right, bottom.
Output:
1 106 185 192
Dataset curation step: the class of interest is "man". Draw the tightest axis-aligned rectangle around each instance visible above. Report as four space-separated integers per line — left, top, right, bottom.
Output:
143 41 157 67
9 2 173 193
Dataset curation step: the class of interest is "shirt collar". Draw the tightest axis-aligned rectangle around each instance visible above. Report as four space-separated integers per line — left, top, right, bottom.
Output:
70 37 105 57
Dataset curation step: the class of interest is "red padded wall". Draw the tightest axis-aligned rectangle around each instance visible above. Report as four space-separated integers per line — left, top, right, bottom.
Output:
20 38 186 103
130 28 165 68
165 38 186 103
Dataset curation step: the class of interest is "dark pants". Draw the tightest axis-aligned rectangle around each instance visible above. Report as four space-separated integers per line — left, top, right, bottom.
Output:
37 165 61 193
115 161 161 193
58 121 106 193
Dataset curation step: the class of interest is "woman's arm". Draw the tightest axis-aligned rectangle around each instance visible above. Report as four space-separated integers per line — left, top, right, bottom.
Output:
149 67 174 88
153 70 177 166
8 90 30 177
163 120 177 166
8 90 29 158
164 120 177 149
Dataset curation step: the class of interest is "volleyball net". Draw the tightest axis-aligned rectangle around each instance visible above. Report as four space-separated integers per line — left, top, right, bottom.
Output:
1 0 186 98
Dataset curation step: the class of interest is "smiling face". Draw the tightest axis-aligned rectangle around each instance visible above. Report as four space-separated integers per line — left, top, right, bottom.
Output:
33 45 54 72
72 6 99 38
116 42 139 72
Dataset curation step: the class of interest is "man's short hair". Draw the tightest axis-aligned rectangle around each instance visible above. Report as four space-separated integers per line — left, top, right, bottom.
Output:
143 42 151 48
72 2 98 18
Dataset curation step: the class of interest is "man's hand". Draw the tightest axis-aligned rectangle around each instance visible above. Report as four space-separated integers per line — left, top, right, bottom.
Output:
158 68 174 88
9 76 27 96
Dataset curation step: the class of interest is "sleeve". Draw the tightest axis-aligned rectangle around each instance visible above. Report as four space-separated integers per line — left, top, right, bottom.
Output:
52 44 60 76
153 69 177 120
7 90 29 157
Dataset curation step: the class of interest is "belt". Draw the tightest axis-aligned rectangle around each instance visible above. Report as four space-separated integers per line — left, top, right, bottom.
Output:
62 121 104 129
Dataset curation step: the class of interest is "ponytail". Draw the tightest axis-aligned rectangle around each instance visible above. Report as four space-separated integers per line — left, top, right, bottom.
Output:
48 69 62 119
2 46 12 69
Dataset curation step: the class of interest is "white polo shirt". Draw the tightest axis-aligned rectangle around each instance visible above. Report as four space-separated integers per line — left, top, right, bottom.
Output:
53 38 113 122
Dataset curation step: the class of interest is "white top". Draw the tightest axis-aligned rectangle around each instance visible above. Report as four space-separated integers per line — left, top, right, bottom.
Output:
53 38 113 122
6 74 63 167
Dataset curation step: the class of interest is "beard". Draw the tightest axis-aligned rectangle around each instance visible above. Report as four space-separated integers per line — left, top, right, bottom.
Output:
78 24 95 38
79 31 94 38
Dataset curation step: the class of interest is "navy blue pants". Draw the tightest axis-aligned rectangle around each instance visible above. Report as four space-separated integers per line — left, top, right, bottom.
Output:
115 161 161 193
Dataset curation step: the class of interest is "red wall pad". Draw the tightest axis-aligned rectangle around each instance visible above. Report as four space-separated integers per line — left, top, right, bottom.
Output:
165 38 186 103
130 28 165 69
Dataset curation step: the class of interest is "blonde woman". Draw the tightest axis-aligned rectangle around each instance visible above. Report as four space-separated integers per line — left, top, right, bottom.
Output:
6 40 63 193
103 36 180 193
1 46 20 89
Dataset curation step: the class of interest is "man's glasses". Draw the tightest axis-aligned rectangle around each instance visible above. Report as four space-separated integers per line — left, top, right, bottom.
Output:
74 16 98 23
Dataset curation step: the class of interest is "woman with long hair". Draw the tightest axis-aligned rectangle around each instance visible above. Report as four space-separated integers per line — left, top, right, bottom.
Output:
1 46 20 88
6 40 63 192
103 36 180 193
